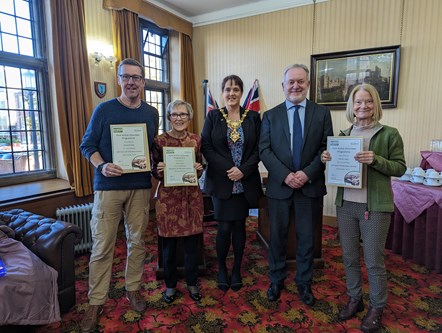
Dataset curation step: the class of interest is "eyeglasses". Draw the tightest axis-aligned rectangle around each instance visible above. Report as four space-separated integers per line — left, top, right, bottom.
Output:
119 74 144 82
170 113 189 120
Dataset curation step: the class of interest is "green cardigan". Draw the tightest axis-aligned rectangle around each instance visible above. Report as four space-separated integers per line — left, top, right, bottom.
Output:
335 124 407 212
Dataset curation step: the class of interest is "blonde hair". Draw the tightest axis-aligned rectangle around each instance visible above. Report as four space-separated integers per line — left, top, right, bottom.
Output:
345 83 383 124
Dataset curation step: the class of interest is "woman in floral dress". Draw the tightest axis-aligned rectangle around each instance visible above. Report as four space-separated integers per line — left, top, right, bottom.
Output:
152 100 204 303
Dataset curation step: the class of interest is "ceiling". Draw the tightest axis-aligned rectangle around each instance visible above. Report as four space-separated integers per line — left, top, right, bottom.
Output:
150 0 263 17
148 0 318 26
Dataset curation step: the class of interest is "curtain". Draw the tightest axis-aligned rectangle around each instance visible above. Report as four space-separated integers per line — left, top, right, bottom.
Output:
50 0 94 197
112 9 142 97
180 33 198 133
103 0 192 37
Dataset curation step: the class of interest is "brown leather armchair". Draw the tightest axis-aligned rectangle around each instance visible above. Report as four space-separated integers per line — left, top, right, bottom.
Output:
0 209 82 313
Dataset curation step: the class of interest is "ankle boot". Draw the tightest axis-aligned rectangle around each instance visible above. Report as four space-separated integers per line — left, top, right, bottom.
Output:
360 306 383 333
338 297 364 321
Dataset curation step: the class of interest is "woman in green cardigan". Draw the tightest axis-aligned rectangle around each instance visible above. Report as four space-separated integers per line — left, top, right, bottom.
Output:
322 83 406 333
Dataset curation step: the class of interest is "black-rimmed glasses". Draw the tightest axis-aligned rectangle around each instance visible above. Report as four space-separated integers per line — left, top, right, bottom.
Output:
170 113 189 120
119 74 144 82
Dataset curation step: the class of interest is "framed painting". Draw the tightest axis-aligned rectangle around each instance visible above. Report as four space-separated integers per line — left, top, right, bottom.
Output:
310 45 400 109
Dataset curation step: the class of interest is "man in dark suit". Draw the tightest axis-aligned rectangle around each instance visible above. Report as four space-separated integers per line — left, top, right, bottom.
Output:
259 64 333 305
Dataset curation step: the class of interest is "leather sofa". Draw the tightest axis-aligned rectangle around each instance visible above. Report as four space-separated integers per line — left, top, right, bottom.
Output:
0 209 82 313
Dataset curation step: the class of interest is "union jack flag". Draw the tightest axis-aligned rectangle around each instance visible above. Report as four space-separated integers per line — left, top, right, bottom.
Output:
242 79 260 112
206 88 219 114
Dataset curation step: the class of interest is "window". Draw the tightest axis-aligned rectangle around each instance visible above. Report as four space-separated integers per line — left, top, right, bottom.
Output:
140 20 169 134
0 0 54 185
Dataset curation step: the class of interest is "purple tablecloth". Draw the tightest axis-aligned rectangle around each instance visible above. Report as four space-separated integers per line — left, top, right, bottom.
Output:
419 151 442 172
386 180 442 273
392 180 442 223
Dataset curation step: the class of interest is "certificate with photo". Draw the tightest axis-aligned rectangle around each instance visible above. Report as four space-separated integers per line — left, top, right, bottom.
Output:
326 136 363 188
163 147 198 187
110 124 150 173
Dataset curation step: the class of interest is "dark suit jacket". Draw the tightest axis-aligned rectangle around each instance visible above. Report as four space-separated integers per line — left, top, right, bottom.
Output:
259 100 333 200
201 107 263 207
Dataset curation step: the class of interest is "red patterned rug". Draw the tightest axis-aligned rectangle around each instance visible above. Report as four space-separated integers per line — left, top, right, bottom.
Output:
37 217 441 332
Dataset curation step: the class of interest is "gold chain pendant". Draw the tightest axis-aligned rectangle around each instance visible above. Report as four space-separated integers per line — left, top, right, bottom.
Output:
220 108 249 143
230 129 240 142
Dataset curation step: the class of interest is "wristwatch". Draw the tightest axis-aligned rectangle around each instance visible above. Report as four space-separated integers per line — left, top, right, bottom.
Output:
97 162 106 173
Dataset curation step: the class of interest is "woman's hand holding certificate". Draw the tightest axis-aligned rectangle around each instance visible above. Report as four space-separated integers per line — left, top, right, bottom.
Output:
163 147 198 187
324 137 363 188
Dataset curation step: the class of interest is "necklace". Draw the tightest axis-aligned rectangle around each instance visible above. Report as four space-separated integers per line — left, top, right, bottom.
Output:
220 108 249 143
117 97 142 109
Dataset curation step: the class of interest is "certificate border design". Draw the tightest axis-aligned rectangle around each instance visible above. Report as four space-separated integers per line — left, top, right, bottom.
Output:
110 123 150 173
163 146 198 187
326 136 363 188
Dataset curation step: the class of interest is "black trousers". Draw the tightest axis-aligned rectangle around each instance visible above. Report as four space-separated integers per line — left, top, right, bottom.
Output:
162 234 200 288
267 190 321 286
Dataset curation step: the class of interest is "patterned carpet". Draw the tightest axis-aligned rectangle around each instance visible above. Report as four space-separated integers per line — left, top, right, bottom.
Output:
36 216 441 333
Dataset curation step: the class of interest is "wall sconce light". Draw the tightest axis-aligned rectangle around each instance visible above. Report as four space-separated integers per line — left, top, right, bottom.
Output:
107 56 117 69
89 52 118 68
90 52 104 66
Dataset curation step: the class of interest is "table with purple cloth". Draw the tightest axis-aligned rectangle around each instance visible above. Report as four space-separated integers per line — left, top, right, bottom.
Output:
386 179 442 273
419 150 442 171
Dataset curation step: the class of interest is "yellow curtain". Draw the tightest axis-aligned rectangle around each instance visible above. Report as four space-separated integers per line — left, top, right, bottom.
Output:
112 9 142 97
180 33 198 133
50 0 94 197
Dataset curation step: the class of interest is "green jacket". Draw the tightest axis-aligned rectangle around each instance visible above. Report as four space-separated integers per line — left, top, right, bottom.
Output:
335 124 406 212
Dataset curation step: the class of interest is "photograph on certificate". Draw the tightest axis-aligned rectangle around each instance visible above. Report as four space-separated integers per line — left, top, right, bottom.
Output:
163 147 198 187
110 124 150 173
326 136 363 188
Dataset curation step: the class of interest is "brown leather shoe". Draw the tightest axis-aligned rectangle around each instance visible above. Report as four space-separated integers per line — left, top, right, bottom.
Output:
360 306 383 333
126 290 147 312
80 304 103 332
338 297 364 321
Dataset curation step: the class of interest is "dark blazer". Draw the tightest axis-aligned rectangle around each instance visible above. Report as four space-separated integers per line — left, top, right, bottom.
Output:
201 107 263 207
259 100 333 200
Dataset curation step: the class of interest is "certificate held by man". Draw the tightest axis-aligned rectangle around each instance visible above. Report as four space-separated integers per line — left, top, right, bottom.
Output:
110 124 150 173
163 147 198 187
326 136 363 188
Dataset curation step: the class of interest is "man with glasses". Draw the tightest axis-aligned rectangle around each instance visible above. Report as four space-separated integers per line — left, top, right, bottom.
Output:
259 64 333 306
80 58 159 332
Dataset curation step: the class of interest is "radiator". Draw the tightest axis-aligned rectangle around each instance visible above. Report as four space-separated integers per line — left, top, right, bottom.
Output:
56 203 94 254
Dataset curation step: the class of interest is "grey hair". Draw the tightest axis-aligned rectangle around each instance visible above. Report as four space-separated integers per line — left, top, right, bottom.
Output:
117 58 145 78
166 99 194 120
282 64 310 82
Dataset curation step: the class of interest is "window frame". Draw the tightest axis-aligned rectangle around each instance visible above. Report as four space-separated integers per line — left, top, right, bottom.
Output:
0 0 55 186
139 20 170 134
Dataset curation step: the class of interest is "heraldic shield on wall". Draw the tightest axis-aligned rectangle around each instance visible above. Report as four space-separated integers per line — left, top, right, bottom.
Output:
94 81 107 98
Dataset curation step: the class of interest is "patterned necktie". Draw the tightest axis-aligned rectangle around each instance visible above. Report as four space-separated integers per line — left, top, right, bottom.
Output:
292 105 302 171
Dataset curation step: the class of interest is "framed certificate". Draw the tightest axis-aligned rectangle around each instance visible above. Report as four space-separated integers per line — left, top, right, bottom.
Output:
326 136 363 188
163 147 198 187
110 124 150 173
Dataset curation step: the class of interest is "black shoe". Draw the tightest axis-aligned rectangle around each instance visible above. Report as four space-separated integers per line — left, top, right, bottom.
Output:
297 285 316 306
162 289 181 304
267 282 284 301
230 271 243 292
361 306 383 333
338 297 364 321
217 271 230 292
187 285 202 301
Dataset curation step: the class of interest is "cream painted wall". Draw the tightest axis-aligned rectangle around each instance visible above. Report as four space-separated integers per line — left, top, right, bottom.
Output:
84 0 117 107
192 0 442 217
84 0 181 119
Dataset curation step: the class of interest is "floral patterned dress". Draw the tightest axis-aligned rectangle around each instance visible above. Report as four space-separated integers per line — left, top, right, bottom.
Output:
152 132 204 237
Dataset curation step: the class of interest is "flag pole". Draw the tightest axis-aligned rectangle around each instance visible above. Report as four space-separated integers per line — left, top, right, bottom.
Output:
203 79 208 119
